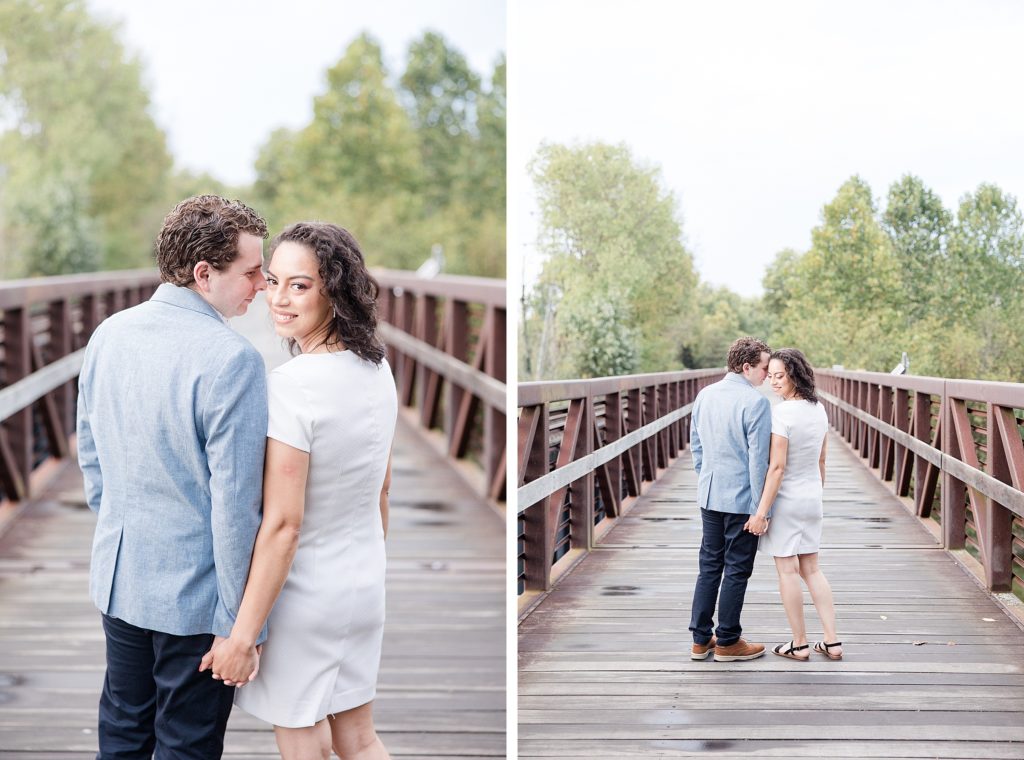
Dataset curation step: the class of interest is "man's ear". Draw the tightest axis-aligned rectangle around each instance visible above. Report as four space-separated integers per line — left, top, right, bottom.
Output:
193 261 210 292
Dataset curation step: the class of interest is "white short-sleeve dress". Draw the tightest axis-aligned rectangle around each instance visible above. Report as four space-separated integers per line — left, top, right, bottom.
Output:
234 351 397 728
758 399 829 557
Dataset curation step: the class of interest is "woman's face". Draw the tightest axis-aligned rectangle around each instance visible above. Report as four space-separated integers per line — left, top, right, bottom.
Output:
265 241 333 348
767 358 795 399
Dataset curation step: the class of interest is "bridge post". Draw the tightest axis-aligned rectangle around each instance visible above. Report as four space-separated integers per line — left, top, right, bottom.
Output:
602 391 623 518
894 388 912 496
879 385 895 480
983 405 1014 591
624 388 642 497
0 307 32 501
941 392 967 550
518 401 551 592
414 293 440 428
484 305 506 501
445 301 469 454
48 299 75 441
395 289 416 406
866 382 880 467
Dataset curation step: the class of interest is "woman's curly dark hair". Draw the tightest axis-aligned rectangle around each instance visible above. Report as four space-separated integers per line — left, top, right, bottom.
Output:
270 222 385 365
771 348 818 404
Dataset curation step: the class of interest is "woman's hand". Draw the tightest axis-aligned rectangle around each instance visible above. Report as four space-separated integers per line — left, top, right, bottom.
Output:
198 635 260 687
745 513 769 536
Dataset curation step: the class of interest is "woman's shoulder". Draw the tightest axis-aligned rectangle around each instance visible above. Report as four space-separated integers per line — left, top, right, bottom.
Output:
774 398 821 418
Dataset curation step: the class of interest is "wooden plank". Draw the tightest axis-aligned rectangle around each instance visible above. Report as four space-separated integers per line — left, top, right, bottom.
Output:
0 416 505 756
518 420 1024 757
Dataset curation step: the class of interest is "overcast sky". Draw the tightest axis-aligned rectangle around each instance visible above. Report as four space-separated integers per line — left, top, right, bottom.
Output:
86 0 505 186
509 0 1024 297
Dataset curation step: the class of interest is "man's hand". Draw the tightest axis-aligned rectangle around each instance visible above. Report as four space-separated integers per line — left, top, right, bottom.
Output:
198 635 260 687
744 514 769 536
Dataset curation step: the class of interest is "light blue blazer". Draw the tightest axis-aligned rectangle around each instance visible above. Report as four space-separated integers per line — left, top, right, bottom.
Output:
689 372 771 515
77 283 268 639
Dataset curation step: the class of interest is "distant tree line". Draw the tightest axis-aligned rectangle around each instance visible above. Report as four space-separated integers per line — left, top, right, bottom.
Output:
765 175 1023 381
521 141 1023 383
0 0 504 279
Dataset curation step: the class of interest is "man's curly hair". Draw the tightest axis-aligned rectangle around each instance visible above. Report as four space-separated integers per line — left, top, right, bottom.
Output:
727 336 771 373
157 195 268 286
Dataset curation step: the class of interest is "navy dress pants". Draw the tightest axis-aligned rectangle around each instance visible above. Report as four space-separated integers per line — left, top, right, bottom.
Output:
97 614 235 760
689 508 759 647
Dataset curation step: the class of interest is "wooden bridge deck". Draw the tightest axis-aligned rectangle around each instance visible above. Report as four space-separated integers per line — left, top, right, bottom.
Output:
518 432 1024 758
0 299 505 758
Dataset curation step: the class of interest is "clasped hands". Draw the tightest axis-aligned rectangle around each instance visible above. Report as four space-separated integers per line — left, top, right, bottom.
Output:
744 513 769 536
198 635 261 687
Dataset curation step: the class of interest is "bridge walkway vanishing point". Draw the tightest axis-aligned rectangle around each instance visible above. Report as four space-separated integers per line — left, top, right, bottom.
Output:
0 295 505 758
518 430 1024 759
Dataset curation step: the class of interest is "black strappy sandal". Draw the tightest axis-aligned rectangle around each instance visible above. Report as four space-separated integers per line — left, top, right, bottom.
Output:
814 641 843 660
772 641 809 661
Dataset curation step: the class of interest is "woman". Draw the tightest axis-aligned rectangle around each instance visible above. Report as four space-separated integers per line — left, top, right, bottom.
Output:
745 348 843 662
201 222 396 759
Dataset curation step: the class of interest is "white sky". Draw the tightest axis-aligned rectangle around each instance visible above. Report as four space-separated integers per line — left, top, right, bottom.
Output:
509 0 1024 297
86 0 506 186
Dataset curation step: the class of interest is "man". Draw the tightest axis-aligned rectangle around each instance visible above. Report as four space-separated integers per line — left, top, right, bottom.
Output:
77 195 270 758
688 336 772 662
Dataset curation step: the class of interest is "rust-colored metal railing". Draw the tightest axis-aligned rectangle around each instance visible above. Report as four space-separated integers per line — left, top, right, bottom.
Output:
376 270 506 505
517 369 722 614
817 369 1024 599
1 268 508 509
0 271 163 502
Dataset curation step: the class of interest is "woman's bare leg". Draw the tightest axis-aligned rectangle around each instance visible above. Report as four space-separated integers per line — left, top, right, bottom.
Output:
774 554 809 657
798 552 842 657
274 720 332 760
328 701 390 760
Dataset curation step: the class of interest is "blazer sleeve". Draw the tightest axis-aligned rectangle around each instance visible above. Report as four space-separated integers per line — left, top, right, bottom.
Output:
203 345 269 640
75 340 102 514
746 395 771 512
689 395 703 475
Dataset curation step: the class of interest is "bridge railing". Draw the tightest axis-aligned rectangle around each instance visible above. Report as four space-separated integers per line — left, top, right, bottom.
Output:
1 268 507 508
517 369 722 614
818 369 1024 599
356 269 506 504
0 271 163 502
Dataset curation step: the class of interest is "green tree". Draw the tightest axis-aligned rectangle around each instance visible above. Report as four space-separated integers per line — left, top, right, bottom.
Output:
527 141 697 378
764 177 902 371
0 0 172 275
763 176 1024 381
881 174 951 322
471 55 506 215
303 33 422 202
252 34 504 278
401 31 478 211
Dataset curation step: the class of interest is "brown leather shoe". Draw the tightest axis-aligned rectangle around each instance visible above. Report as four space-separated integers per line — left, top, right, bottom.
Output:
690 636 717 660
713 638 766 662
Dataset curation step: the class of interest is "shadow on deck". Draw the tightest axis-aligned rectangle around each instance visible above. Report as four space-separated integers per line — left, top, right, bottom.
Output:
518 432 1024 758
0 297 505 758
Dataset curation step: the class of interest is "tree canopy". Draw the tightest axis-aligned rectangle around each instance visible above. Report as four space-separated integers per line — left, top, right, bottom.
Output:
764 175 1024 381
0 0 173 276
0 5 504 279
252 32 505 277
521 141 697 379
523 146 1024 384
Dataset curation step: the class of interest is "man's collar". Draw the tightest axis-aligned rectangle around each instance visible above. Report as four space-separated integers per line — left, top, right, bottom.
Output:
725 371 753 387
150 283 227 323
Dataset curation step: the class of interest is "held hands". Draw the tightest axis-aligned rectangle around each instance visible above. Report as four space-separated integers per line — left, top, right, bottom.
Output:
198 635 261 687
744 513 769 536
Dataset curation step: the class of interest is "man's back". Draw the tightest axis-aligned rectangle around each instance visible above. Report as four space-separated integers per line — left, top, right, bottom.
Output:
690 372 771 515
77 284 267 637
